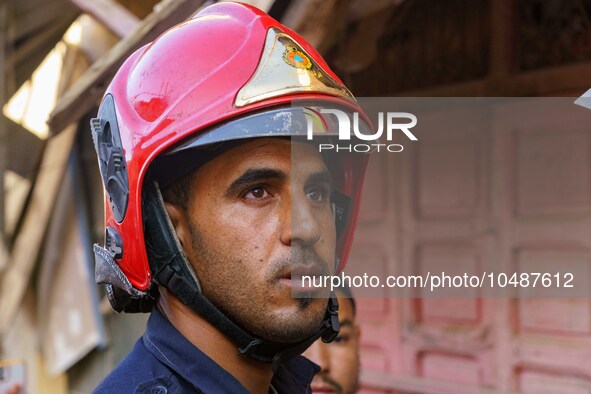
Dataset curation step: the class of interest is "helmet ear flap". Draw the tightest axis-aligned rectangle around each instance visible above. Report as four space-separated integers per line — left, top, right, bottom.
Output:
91 94 129 223
92 94 154 312
93 243 156 313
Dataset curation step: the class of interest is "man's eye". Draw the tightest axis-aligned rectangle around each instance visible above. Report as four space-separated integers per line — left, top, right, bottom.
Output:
333 334 350 344
306 186 331 202
244 186 269 200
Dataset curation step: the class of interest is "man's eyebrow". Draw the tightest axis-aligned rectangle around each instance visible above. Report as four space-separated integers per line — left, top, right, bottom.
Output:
224 168 286 197
338 319 354 328
306 170 333 187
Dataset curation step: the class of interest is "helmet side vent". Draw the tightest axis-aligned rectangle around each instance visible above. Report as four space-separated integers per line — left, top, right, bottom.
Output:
91 94 130 223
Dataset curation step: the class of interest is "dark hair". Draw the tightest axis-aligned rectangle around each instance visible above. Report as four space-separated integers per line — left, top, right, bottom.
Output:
160 171 194 211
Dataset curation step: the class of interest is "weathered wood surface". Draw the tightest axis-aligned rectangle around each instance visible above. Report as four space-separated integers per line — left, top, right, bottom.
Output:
0 125 77 334
7 0 79 98
2 115 44 178
48 0 207 134
70 0 140 38
1 1 8 271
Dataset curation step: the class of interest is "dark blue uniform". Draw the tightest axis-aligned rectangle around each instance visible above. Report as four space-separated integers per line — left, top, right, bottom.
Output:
94 308 319 393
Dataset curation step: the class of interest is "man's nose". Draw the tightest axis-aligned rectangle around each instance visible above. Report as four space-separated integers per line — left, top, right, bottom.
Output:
280 191 321 246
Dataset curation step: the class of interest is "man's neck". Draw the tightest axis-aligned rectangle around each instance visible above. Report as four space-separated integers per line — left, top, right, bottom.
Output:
157 289 273 394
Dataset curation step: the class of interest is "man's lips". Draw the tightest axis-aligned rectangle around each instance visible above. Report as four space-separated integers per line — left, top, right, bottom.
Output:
279 265 326 292
310 381 339 393
310 374 344 393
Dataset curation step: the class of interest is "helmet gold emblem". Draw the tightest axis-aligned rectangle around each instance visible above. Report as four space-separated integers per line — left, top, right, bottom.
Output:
283 45 312 69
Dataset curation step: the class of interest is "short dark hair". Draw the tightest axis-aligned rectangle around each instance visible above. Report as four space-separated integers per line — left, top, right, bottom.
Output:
160 171 194 211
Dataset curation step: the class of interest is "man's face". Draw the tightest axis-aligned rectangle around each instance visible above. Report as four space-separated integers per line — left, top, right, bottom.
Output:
304 291 360 394
169 138 336 342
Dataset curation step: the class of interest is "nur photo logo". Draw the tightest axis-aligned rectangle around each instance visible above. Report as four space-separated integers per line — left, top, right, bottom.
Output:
306 108 418 152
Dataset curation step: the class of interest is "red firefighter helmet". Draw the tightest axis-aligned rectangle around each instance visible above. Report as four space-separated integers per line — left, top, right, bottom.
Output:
91 2 370 363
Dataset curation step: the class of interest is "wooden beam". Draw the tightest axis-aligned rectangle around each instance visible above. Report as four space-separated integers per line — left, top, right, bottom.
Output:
2 0 16 101
70 0 140 38
0 124 77 334
504 62 591 96
3 115 44 179
11 0 78 42
11 12 78 66
115 0 162 19
48 0 207 134
10 9 79 95
57 42 91 98
0 1 7 270
222 0 274 13
0 237 6 272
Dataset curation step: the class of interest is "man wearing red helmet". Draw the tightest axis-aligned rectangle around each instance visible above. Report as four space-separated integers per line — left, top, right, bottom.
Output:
91 3 370 393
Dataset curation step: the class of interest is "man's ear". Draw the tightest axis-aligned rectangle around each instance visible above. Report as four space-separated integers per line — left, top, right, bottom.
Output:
164 202 191 252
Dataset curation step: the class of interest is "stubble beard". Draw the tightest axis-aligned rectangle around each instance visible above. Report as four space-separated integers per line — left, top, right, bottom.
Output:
187 222 328 343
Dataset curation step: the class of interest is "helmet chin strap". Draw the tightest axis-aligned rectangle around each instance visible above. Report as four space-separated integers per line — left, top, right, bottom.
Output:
142 180 340 368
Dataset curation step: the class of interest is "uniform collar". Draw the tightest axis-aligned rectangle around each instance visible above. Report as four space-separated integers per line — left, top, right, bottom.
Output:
143 307 319 393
